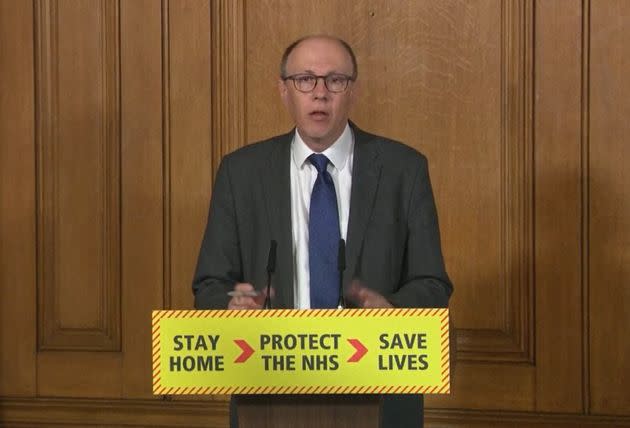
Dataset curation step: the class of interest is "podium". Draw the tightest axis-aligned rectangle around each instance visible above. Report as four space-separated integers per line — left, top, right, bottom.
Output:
151 308 452 428
235 394 381 428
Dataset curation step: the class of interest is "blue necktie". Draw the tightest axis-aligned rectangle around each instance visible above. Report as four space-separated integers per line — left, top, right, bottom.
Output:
308 154 340 308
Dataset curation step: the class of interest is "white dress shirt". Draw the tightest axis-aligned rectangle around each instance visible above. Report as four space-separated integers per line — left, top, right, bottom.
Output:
290 123 354 309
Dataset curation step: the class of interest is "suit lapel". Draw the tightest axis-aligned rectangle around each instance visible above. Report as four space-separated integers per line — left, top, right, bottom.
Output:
261 131 294 308
345 125 382 288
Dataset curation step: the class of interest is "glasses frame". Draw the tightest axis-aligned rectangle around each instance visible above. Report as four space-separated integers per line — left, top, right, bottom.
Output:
282 73 355 93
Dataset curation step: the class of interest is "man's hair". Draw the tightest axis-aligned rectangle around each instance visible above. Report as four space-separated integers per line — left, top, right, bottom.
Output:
279 35 358 80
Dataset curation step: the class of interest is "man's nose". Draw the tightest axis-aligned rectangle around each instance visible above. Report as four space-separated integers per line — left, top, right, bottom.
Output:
312 77 329 99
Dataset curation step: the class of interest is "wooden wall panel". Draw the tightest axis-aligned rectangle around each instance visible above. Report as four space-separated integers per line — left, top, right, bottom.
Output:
32 0 123 397
35 0 121 351
37 351 122 398
168 0 213 311
120 0 164 398
211 0 246 172
455 1 533 364
0 0 37 396
2 397 630 428
589 0 630 415
0 398 227 428
534 0 584 412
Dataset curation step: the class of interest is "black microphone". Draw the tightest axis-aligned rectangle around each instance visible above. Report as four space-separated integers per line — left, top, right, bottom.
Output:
337 239 346 309
263 240 277 309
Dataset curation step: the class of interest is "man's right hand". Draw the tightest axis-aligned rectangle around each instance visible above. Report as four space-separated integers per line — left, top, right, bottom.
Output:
227 283 269 310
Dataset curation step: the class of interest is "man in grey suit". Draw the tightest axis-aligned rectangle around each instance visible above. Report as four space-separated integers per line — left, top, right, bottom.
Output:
193 35 452 428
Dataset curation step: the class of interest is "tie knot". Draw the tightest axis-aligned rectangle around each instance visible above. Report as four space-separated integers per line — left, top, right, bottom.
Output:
308 153 330 174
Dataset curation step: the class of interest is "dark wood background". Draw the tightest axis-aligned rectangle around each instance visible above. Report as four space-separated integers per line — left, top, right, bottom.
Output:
1 1 629 426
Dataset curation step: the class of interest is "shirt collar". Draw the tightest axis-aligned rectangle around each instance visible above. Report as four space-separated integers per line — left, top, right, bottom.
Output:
292 123 353 172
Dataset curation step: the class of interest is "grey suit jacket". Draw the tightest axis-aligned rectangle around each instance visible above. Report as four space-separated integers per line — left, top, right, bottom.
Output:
193 123 452 310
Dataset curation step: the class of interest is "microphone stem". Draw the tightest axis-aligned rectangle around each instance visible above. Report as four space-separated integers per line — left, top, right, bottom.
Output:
337 239 346 309
264 271 272 309
264 240 277 310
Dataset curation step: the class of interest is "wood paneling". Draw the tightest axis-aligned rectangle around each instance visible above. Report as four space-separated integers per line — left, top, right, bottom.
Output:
211 0 246 173
589 0 630 415
120 0 164 398
0 398 227 428
425 409 630 428
168 0 213 311
456 0 534 364
31 0 123 398
1 0 630 426
35 0 121 351
0 0 37 396
2 398 630 428
37 352 121 398
534 0 584 413
436 364 534 410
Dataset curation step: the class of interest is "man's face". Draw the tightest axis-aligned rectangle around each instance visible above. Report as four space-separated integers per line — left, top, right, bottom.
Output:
279 37 357 152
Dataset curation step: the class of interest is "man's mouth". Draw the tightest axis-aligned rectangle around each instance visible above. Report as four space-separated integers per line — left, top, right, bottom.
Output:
309 110 329 120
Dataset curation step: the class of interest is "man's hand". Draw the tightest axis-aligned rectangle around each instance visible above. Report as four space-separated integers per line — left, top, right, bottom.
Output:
227 283 271 310
347 280 393 308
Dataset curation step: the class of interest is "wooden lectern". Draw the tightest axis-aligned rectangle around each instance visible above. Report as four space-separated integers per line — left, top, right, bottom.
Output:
234 318 456 427
151 309 453 427
235 395 381 428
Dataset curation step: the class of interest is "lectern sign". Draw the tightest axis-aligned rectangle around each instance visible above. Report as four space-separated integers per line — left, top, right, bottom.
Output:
152 308 450 395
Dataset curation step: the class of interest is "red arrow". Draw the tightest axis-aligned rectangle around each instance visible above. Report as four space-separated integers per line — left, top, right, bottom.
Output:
347 338 368 362
234 339 254 363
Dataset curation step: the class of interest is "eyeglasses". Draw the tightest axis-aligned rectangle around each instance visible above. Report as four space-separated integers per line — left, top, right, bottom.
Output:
282 73 355 93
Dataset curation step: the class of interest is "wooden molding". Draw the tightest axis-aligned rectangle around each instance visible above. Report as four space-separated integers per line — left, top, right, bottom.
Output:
35 0 121 351
2 398 630 428
426 408 630 428
580 0 591 413
0 0 38 395
161 0 172 310
456 0 534 364
585 0 630 413
0 397 227 427
210 0 246 176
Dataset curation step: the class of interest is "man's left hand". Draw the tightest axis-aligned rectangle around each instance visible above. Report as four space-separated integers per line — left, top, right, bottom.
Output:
347 280 393 308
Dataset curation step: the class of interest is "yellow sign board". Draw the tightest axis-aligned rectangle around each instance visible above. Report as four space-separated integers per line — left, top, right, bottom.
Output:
152 308 450 395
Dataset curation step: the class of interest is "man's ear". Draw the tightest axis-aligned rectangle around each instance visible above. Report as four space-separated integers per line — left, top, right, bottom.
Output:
278 78 288 105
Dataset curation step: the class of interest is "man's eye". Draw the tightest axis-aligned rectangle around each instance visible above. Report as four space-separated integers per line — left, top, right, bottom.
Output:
296 75 315 83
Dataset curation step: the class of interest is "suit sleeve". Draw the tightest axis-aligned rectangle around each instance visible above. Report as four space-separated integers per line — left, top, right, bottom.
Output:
387 155 453 308
192 157 242 309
